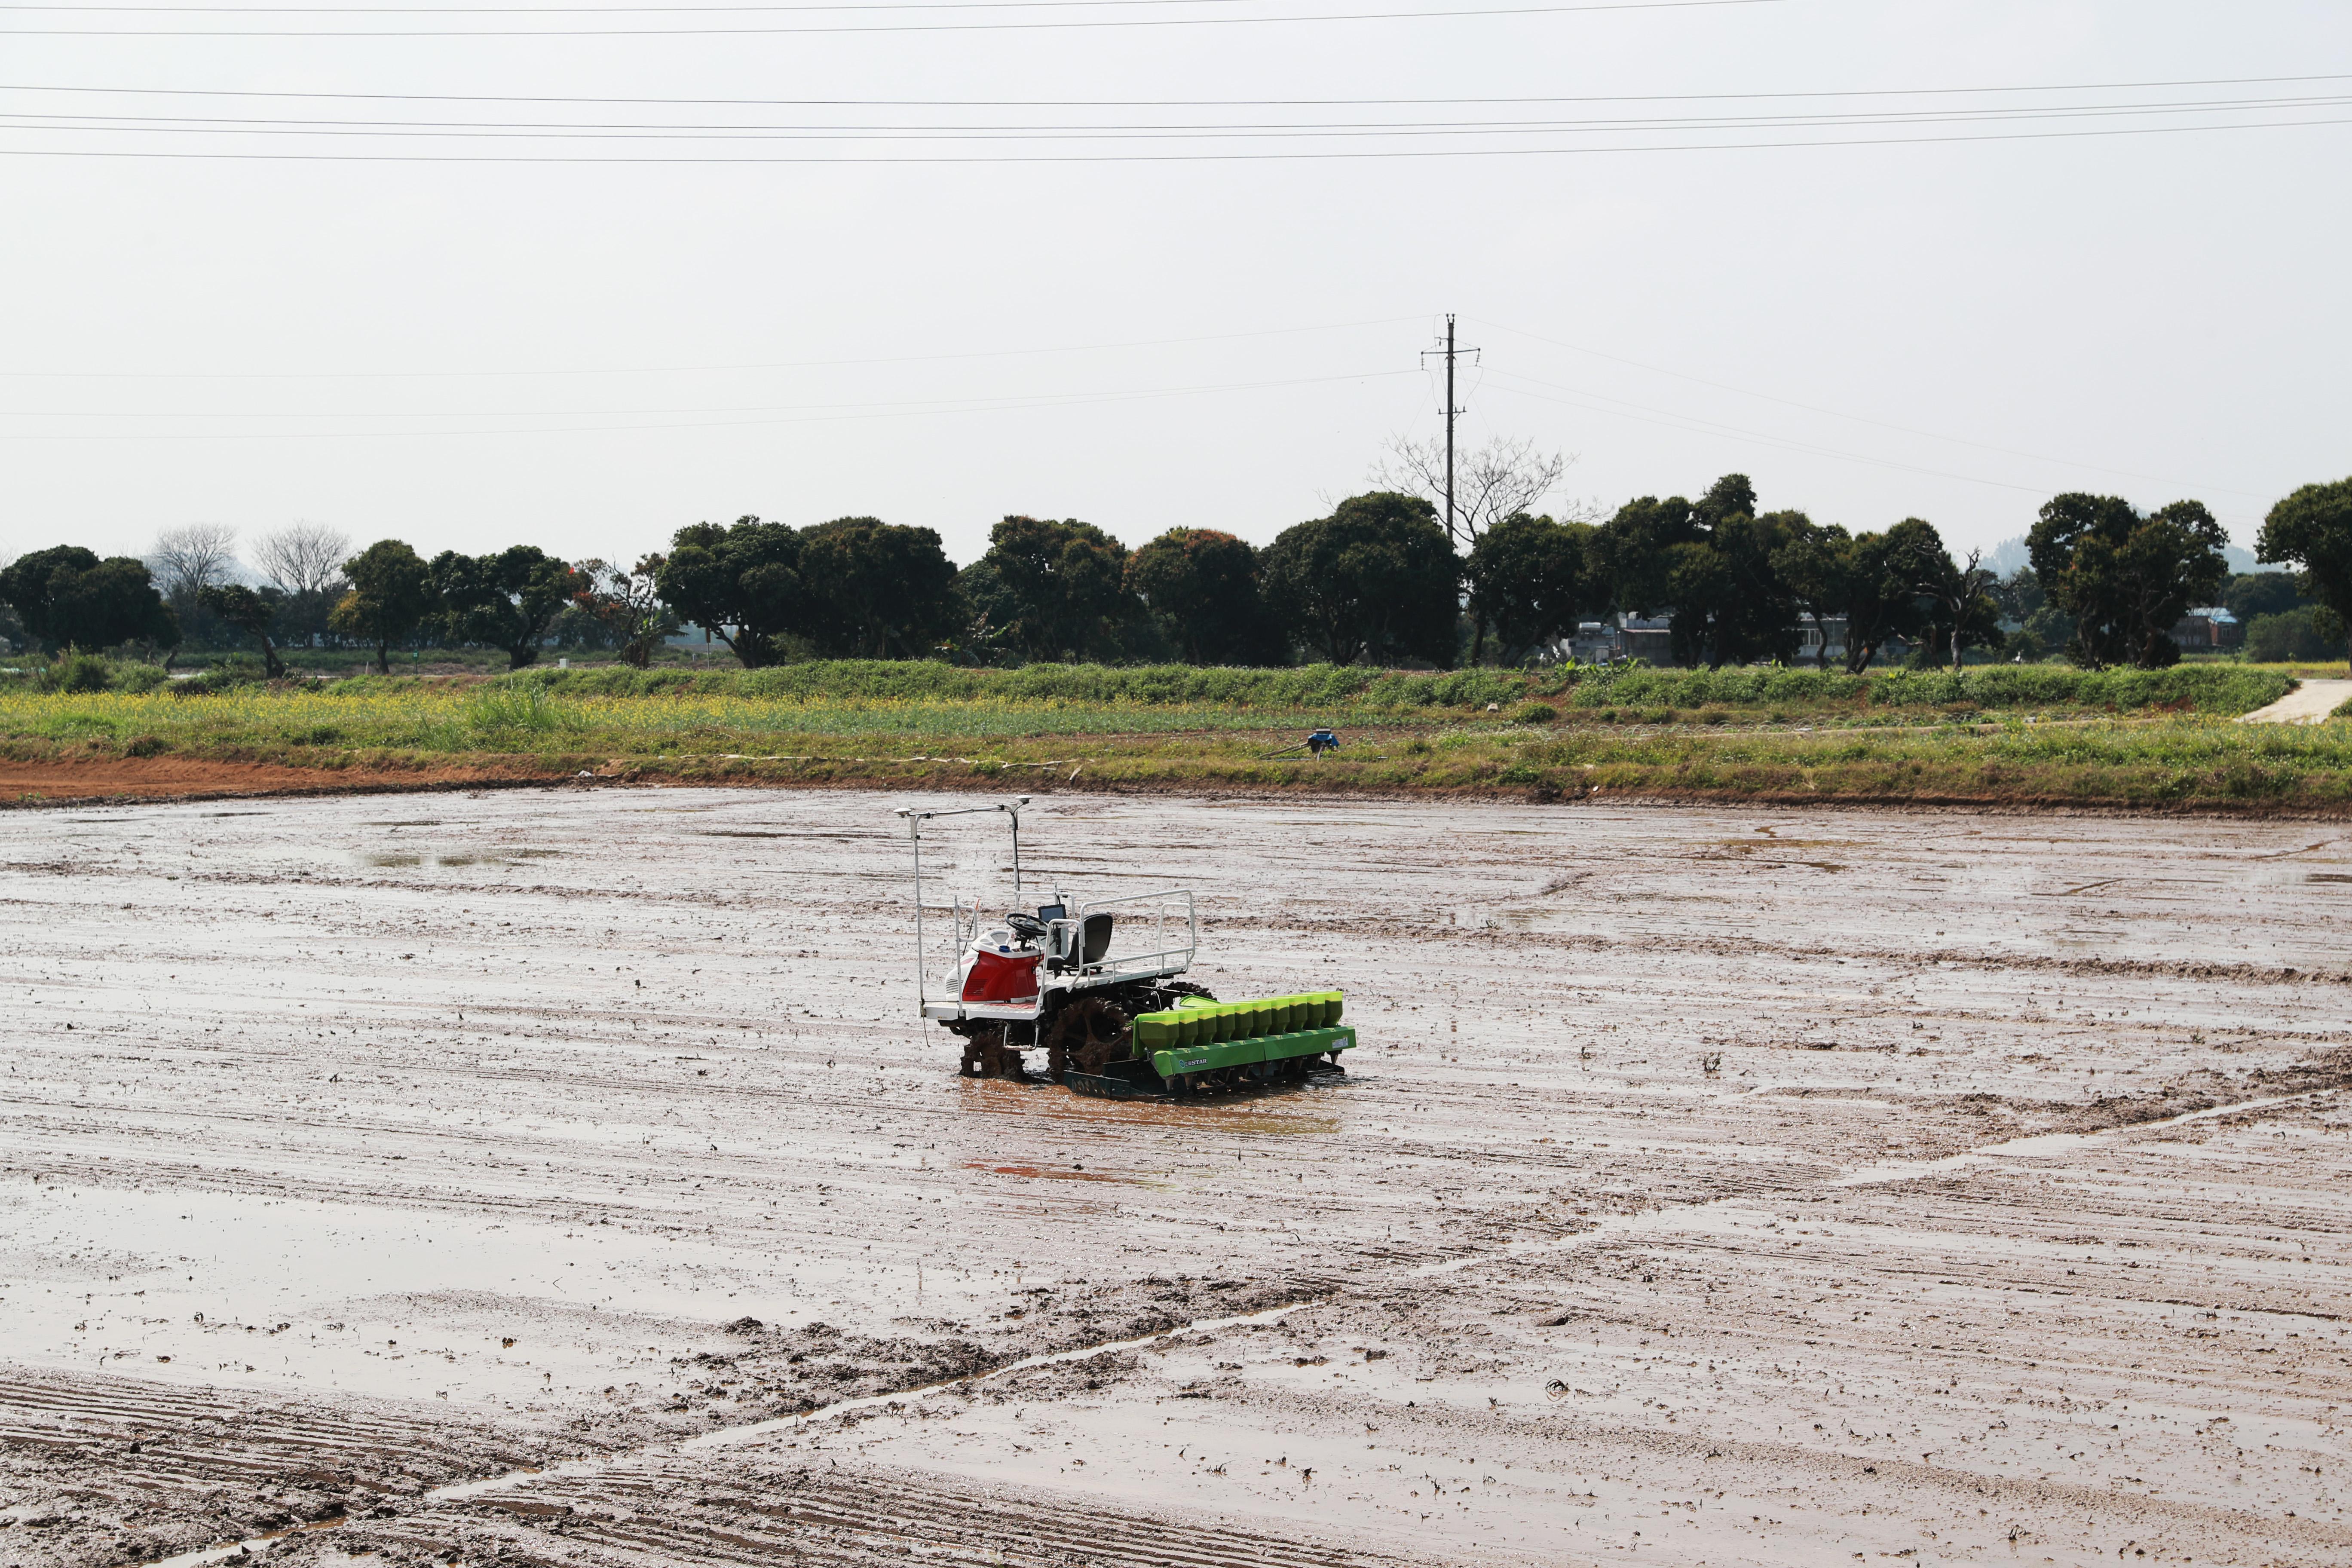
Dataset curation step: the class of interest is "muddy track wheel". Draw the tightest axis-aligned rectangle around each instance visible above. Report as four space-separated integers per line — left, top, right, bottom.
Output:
1046 998 1131 1078
959 1028 1026 1080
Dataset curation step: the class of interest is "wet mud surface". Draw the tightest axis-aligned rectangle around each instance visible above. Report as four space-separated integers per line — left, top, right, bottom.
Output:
2 790 2348 1566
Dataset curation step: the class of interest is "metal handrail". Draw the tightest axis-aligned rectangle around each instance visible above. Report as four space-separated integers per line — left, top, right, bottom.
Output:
1072 888 1197 977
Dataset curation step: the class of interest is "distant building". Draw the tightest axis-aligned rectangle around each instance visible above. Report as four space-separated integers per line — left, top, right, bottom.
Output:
1614 612 1676 665
2171 607 2242 652
1564 621 1619 664
1794 616 1850 668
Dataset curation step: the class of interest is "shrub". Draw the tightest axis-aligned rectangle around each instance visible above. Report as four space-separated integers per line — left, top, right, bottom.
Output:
50 652 114 692
113 663 169 693
176 653 269 695
1508 701 1558 726
466 682 585 736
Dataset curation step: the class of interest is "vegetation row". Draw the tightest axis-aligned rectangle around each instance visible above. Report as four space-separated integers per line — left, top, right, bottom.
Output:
3 472 2348 683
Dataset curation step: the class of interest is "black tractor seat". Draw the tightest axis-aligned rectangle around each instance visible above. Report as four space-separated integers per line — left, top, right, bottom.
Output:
1045 911 1115 973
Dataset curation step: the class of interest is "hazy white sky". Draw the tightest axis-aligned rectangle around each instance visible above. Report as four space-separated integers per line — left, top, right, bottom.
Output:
3 0 2346 573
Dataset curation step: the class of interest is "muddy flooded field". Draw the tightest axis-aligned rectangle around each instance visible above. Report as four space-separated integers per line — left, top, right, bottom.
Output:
2 788 2347 1568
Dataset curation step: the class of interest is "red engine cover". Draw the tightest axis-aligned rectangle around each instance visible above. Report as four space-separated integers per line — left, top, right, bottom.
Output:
962 947 1041 1004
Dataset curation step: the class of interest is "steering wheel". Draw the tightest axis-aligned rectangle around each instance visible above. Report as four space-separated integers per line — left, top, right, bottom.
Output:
1005 912 1047 941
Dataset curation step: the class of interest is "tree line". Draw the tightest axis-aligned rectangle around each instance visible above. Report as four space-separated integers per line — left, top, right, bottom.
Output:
6 475 2349 674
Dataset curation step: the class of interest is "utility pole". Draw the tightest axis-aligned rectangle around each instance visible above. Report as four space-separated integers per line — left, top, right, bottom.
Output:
1444 314 1456 542
1421 314 1479 548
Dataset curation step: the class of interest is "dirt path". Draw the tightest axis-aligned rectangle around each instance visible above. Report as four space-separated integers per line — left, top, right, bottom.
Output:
3 790 2348 1566
2238 677 2352 723
0 756 548 804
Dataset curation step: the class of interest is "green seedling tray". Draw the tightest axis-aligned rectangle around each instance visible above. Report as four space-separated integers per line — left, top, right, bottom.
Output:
1151 1025 1355 1081
1134 990 1344 1049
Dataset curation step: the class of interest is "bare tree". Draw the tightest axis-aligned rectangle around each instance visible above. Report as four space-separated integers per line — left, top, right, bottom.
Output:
1372 433 1584 550
252 521 352 596
1908 543 2000 673
573 555 675 668
148 523 241 601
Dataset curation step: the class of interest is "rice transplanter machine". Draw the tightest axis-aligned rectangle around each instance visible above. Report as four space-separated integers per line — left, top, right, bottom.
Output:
897 797 1354 1098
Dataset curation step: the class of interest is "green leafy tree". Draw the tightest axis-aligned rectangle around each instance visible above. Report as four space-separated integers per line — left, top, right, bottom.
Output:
2257 476 2352 674
1260 492 1458 668
1464 513 1593 665
654 518 805 668
329 539 433 674
1989 567 2042 626
1592 476 1806 668
197 583 289 678
0 545 180 655
1986 566 2067 661
1592 493 1700 616
1127 527 1280 665
2222 570 2301 625
797 517 961 659
1660 479 1806 668
428 545 589 671
1770 521 1853 669
972 515 1139 663
948 558 1019 665
2245 607 2346 663
2027 493 2227 669
1834 522 1942 673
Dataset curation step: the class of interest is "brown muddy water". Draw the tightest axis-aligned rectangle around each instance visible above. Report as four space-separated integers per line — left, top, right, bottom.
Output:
2 789 2348 1568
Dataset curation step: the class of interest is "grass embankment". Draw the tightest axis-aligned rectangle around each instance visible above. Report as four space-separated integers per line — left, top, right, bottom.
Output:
0 660 2341 809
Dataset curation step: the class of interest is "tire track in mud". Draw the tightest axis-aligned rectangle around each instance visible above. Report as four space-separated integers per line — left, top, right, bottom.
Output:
131 1087 2344 1568
145 1302 1344 1568
1220 914 2352 988
1398 1087 2341 1286
371 1462 1416 1568
0 1371 558 1568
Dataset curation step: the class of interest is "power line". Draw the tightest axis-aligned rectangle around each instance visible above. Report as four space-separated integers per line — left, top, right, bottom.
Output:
1481 371 2097 498
0 366 1422 438
4 69 2346 109
1470 318 2274 501
7 91 2347 139
0 0 1779 36
6 111 2345 160
0 0 1641 9
1480 367 2257 522
0 315 1420 380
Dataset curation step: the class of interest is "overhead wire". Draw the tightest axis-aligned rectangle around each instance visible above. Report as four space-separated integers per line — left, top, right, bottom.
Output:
1480 368 2109 498
0 0 1781 35
1469 319 2276 501
0 58 2318 494
5 90 2349 141
4 113 2347 160
1478 366 2259 525
3 68 2345 108
0 366 1423 439
0 314 1422 380
0 0 1726 10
